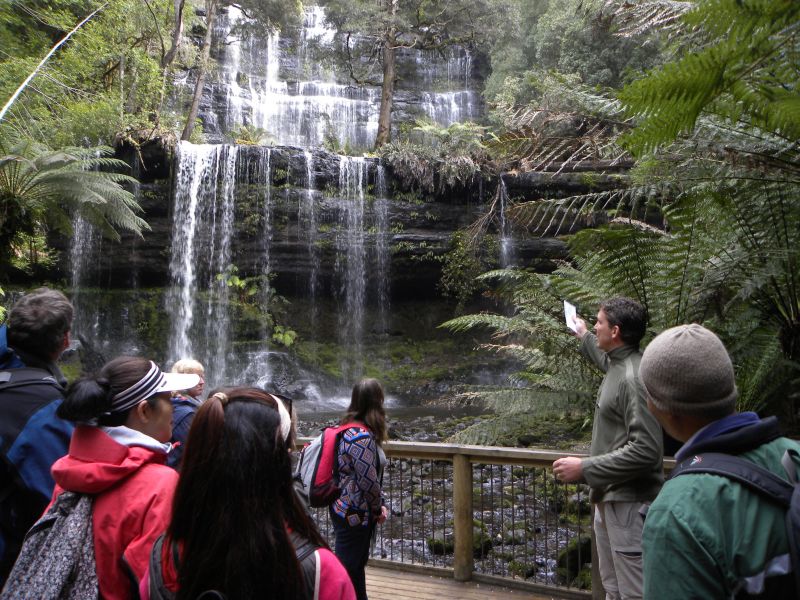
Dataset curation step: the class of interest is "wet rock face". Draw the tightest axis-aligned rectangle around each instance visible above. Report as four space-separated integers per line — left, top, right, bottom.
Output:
51 141 570 297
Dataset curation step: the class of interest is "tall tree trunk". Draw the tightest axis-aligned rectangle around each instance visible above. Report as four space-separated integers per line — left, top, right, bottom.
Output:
181 0 217 141
162 0 186 68
374 0 397 149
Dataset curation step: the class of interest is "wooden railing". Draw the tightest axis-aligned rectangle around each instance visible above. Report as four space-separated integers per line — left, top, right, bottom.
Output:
301 438 675 599
387 442 585 582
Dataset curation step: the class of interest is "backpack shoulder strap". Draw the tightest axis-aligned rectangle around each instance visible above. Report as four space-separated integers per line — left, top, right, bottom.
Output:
671 452 794 506
0 367 63 393
781 449 800 595
148 534 176 600
289 530 319 600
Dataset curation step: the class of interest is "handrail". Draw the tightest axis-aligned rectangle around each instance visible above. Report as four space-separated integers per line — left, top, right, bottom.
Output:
297 437 676 470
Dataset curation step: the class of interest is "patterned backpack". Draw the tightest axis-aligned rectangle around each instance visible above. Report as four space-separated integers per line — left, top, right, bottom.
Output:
293 423 366 508
0 491 98 599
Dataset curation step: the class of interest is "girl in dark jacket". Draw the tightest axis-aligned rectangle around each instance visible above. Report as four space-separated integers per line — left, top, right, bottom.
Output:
331 379 388 600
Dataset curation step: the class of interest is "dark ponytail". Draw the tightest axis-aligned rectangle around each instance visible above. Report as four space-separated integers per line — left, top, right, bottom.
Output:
58 377 113 422
58 356 155 425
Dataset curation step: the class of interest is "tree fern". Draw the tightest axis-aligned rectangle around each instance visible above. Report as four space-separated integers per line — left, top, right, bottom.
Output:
0 132 148 272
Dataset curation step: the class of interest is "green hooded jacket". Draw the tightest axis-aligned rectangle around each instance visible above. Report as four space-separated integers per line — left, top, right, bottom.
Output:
643 426 800 599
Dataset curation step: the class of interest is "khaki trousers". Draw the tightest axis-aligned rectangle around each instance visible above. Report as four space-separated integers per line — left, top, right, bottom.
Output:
593 501 645 600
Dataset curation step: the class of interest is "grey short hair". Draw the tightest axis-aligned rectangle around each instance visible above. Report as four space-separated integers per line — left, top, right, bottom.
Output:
7 288 73 360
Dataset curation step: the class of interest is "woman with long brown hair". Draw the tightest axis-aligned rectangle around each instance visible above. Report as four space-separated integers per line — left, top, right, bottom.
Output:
142 387 354 600
331 378 388 600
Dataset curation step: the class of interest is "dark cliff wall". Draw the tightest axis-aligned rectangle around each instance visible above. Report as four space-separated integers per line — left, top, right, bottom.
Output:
52 142 587 302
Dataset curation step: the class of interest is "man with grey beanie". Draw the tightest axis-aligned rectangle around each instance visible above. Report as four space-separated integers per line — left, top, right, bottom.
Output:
553 297 664 600
640 323 799 599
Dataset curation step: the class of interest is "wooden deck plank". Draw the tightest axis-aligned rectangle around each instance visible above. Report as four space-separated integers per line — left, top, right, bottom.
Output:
365 565 558 600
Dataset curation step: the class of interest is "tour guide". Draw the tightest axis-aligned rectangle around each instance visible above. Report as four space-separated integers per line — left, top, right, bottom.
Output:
553 297 663 600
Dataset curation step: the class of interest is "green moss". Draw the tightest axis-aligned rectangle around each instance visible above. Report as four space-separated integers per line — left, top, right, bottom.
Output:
58 356 83 383
426 532 454 555
508 560 536 579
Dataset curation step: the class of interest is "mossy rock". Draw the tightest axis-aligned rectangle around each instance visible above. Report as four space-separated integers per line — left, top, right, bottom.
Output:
572 566 592 590
508 560 536 579
427 531 454 555
502 521 528 545
556 534 591 582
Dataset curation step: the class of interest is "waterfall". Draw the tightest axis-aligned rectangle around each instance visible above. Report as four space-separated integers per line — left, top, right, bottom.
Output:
168 142 212 365
68 215 101 343
167 143 238 385
498 179 514 267
258 147 273 285
205 146 238 382
210 5 478 149
156 3 487 396
374 166 390 334
337 156 366 378
299 150 320 333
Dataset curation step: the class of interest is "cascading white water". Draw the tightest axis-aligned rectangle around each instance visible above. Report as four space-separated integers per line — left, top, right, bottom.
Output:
257 147 273 284
299 150 320 333
167 142 238 384
374 166 390 334
498 178 514 267
68 215 101 342
204 146 238 381
336 156 367 377
168 142 213 364
213 5 478 149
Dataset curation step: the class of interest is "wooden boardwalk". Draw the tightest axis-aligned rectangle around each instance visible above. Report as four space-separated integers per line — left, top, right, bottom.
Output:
365 565 557 600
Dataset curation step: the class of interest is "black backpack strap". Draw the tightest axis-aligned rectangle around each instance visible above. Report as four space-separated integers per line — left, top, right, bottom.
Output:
0 367 63 392
289 530 318 600
671 452 794 507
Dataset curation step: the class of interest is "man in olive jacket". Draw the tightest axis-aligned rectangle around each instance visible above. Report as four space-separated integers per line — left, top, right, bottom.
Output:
640 324 799 599
553 297 663 600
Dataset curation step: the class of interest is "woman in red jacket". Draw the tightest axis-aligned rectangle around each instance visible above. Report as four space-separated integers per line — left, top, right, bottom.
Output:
51 356 198 600
142 387 355 600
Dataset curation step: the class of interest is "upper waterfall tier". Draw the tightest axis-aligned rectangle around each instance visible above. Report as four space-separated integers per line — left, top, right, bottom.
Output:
178 5 482 149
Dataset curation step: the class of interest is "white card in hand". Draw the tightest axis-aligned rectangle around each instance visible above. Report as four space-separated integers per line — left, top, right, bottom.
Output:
564 300 578 332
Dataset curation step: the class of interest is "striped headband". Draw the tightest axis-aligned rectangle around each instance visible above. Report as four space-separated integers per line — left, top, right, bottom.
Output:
111 361 166 413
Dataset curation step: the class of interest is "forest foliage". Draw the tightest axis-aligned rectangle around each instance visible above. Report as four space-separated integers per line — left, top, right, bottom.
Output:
444 0 800 443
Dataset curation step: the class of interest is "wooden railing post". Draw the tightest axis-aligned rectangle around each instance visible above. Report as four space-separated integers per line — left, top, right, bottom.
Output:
452 453 473 582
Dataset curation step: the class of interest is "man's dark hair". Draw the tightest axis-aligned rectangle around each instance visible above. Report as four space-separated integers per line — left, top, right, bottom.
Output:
599 296 647 347
7 288 73 360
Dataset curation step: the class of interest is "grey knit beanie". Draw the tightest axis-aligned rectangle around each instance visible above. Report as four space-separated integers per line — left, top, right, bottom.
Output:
639 324 737 418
